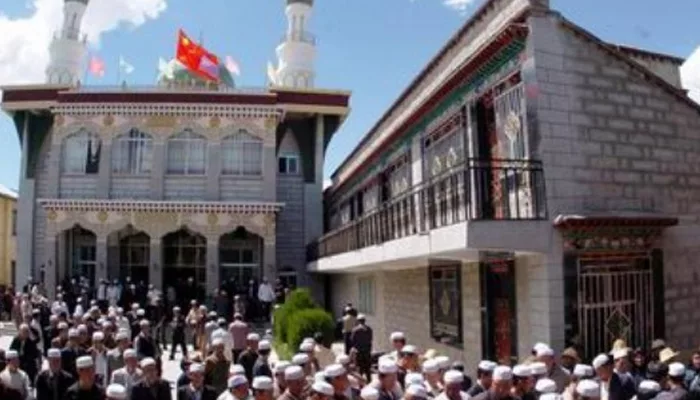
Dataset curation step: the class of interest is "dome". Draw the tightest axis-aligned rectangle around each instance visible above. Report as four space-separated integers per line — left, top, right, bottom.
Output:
287 0 313 6
157 59 235 88
65 0 89 4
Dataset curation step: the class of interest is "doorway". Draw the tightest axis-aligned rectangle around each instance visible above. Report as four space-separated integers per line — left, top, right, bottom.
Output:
162 228 207 302
480 259 518 365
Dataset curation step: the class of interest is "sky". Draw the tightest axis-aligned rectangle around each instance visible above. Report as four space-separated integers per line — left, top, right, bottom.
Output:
0 0 699 191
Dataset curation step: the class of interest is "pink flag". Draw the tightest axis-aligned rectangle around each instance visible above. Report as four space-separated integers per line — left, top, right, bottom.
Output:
225 56 241 76
89 56 105 77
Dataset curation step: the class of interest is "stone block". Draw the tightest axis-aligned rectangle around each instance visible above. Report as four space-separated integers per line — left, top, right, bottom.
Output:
652 148 678 161
538 109 570 124
613 171 642 184
631 160 658 171
584 102 616 115
600 66 628 78
607 93 634 105
570 113 593 126
573 168 601 181
608 119 635 131
589 129 618 142
588 156 619 169
615 144 643 158
629 107 656 120
627 82 653 94
587 77 615 88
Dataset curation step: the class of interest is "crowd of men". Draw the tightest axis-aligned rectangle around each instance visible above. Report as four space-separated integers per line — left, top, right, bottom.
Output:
1 282 700 400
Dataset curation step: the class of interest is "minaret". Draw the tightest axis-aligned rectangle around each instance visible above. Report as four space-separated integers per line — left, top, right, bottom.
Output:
273 0 316 88
46 0 89 85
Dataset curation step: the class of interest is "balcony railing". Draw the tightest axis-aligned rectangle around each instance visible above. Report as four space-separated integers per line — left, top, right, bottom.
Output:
280 31 317 46
307 158 547 262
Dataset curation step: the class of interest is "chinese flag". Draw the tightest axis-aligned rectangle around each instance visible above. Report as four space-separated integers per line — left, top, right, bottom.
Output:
176 30 220 81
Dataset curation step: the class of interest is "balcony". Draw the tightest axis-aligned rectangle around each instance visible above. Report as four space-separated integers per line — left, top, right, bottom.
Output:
280 31 317 46
307 159 549 268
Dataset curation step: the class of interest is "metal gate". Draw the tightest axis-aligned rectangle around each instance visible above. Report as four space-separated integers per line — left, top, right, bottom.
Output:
577 254 654 358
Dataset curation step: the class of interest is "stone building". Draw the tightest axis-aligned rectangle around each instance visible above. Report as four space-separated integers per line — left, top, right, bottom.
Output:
311 0 700 366
1 0 350 299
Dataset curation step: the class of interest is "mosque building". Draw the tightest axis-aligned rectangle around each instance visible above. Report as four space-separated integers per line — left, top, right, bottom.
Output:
1 0 350 299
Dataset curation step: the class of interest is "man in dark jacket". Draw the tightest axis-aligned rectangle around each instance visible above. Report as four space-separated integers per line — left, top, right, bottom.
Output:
61 329 84 379
131 358 172 400
472 367 516 400
238 333 260 383
252 340 273 378
65 356 105 400
593 354 635 400
170 307 188 361
657 363 690 400
350 314 373 382
10 323 41 383
176 363 218 400
35 349 75 400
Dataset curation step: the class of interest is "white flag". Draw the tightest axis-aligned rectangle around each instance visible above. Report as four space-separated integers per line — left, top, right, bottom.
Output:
158 57 174 80
119 56 135 74
267 61 277 85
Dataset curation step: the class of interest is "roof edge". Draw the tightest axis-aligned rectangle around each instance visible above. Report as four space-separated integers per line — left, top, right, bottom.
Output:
610 44 685 65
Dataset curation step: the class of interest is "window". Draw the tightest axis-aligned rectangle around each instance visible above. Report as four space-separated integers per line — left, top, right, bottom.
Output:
358 277 375 315
221 130 263 176
11 209 16 236
166 129 207 175
112 129 153 174
429 264 463 347
278 154 299 175
62 129 101 174
423 112 464 178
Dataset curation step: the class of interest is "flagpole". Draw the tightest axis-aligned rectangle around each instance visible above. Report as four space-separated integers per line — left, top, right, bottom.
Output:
83 52 90 85
116 57 122 86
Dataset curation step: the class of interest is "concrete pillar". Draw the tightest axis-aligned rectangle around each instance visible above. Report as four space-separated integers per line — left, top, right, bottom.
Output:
97 140 112 198
205 236 219 297
16 114 35 289
410 135 424 230
206 142 221 201
262 145 277 202
150 143 165 200
263 236 276 282
95 235 108 285
303 114 325 246
57 231 67 282
44 236 57 299
149 237 163 290
47 143 61 197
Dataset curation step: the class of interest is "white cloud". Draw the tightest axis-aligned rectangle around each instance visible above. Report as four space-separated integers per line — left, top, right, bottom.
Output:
442 0 477 13
323 179 332 190
0 0 167 86
681 46 700 103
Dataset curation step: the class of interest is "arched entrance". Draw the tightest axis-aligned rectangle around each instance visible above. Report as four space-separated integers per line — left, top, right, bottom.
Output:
219 227 262 294
113 226 150 283
63 225 97 284
162 228 206 302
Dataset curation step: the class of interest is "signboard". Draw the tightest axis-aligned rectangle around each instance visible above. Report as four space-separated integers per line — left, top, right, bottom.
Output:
429 264 463 347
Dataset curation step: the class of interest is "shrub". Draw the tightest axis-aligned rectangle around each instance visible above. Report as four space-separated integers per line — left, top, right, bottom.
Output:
274 288 316 343
286 308 335 351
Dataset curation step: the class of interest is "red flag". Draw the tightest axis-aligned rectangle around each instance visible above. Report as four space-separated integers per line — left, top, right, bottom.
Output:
176 30 219 81
89 56 105 77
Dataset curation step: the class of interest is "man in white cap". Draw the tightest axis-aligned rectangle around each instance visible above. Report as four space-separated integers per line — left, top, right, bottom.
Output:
405 384 428 400
563 365 594 400
361 386 380 400
0 350 31 400
107 330 131 378
90 331 109 386
310 381 335 400
278 365 307 400
10 323 40 383
134 320 159 362
535 378 557 395
229 313 250 364
110 349 142 399
36 348 74 400
177 363 218 400
211 318 233 362
375 360 400 400
467 361 497 397
386 332 407 363
253 340 274 378
350 314 373 382
292 353 313 380
471 366 513 400
437 370 470 400
326 363 358 400
273 361 291 398
536 346 570 393
592 354 635 400
131 357 171 400
205 338 230 394
511 365 534 400
219 375 249 400
576 380 600 400
65 356 105 400
656 363 689 400
313 333 335 370
239 332 261 382
252 376 274 400
422 359 443 397
397 345 420 388
107 383 128 400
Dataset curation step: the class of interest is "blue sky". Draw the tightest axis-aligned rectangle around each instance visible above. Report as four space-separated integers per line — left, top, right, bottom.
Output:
0 0 698 190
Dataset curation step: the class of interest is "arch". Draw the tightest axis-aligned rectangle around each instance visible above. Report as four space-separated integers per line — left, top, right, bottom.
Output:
219 226 263 288
60 224 97 284
111 225 150 282
221 129 263 176
162 227 207 302
112 128 154 174
166 128 207 175
62 128 101 174
278 129 301 175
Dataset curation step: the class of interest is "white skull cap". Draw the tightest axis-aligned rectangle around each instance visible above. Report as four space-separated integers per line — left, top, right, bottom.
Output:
535 378 557 394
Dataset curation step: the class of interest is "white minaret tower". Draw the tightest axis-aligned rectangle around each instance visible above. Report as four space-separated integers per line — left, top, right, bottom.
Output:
273 0 316 88
46 0 89 85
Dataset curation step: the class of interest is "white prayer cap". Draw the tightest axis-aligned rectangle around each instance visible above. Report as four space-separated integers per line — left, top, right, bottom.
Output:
540 394 564 400
302 337 316 344
48 348 61 359
493 366 513 381
638 380 662 393
390 331 406 341
140 358 156 368
422 359 440 374
478 360 497 372
314 371 327 382
325 363 346 378
406 384 428 399
668 362 686 377
106 384 127 400
435 355 451 370
123 349 137 359
573 364 594 378
512 364 532 377
404 372 424 387
136 309 145 316
285 365 305 381
115 331 129 341
535 378 557 393
292 353 310 366
336 354 350 365
211 338 224 347
259 340 271 351
58 322 69 330
592 354 610 370
529 362 547 375
189 363 205 374
92 331 105 341
76 355 94 369
576 379 600 398
273 361 290 374
139 319 149 327
536 346 555 357
357 314 366 320
300 342 314 352
378 360 398 374
6 350 18 359
247 333 260 341
231 364 246 376
131 303 139 309
401 344 418 355
313 381 335 397
360 386 380 400
228 374 248 389
444 370 464 385
612 348 630 360
533 342 550 353
68 328 79 338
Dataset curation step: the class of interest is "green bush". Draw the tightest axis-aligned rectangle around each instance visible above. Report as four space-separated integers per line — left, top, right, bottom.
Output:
286 308 335 352
274 288 316 343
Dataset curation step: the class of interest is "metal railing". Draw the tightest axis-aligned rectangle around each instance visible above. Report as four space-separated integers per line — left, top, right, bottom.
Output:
281 31 316 45
307 158 547 261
